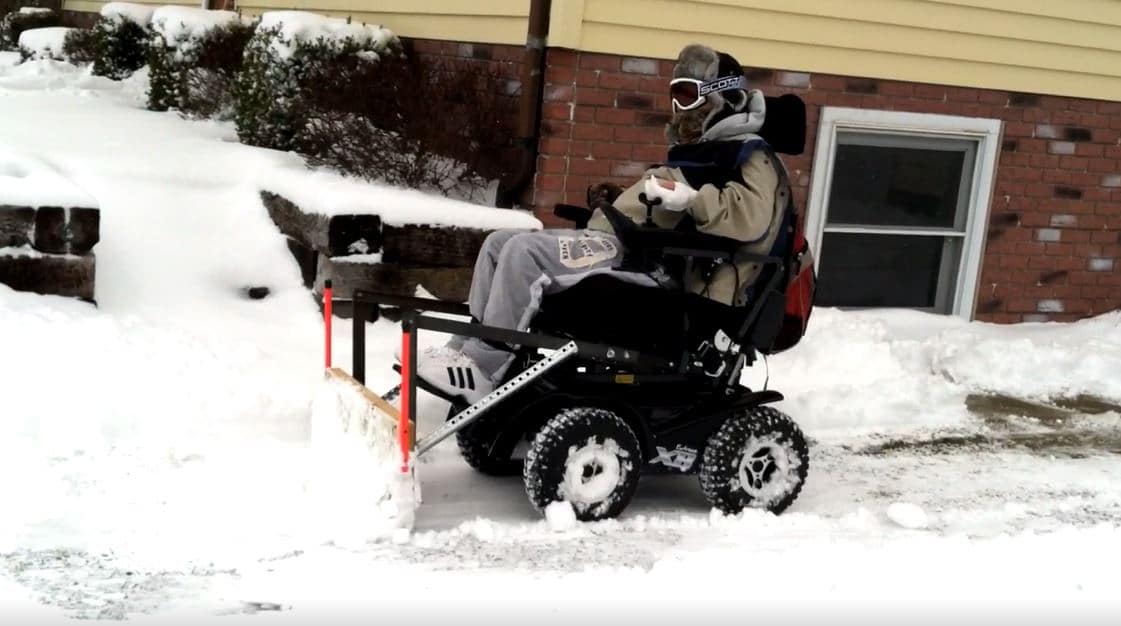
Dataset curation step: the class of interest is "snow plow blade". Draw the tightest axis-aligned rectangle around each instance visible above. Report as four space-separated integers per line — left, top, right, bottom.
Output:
325 367 402 426
309 282 418 537
309 366 418 534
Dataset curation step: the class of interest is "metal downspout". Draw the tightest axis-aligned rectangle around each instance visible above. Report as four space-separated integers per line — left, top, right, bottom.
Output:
495 0 552 208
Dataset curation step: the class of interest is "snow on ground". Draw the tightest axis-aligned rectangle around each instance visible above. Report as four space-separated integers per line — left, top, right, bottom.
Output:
1 58 1120 623
16 28 75 62
1 145 96 206
0 575 62 622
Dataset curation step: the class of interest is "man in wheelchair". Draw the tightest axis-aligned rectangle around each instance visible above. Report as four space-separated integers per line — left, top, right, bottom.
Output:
418 43 795 403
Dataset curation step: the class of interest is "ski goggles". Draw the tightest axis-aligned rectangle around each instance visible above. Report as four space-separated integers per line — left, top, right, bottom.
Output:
669 75 746 112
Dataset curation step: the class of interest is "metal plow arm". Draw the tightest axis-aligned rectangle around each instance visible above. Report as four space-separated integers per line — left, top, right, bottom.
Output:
414 341 579 457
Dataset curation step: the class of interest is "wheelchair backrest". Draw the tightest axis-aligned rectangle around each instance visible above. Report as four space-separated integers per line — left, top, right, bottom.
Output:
757 94 806 156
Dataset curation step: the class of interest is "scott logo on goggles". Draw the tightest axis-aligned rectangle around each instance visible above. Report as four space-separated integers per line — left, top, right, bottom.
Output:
699 75 745 96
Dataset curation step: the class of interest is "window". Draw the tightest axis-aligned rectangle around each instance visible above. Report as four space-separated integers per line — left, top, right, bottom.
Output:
805 108 1002 318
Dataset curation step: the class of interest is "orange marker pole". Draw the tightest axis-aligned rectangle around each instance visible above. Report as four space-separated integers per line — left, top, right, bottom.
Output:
399 328 412 473
323 280 333 369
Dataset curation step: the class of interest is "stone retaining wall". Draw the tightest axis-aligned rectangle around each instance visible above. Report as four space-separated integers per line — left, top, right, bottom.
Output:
0 204 99 302
260 191 491 316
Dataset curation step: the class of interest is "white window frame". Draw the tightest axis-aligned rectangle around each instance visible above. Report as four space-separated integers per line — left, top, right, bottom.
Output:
805 107 1003 319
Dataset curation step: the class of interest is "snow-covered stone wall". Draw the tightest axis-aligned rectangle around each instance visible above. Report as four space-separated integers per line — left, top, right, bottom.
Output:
0 150 99 301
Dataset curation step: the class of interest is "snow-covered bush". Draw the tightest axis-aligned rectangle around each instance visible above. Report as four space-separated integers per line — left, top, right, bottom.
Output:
298 54 519 198
91 2 154 79
1 6 59 52
177 20 256 118
231 11 400 151
17 26 74 61
146 7 254 117
61 26 96 65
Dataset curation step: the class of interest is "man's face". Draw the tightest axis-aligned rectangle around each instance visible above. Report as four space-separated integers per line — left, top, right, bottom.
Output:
668 96 715 144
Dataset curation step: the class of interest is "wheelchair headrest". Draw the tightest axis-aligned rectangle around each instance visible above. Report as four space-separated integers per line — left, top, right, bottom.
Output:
758 94 806 155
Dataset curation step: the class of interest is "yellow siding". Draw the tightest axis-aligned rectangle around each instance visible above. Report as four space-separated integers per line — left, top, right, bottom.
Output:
60 0 1121 100
569 0 1121 101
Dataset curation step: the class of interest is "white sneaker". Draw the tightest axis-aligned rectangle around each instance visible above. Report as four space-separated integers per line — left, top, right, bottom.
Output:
394 341 465 364
416 347 494 404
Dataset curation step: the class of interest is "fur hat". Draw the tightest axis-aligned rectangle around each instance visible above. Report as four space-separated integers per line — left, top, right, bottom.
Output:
673 45 747 100
669 44 750 138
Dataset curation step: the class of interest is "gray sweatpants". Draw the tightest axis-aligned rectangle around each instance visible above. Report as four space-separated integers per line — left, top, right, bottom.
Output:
452 228 659 382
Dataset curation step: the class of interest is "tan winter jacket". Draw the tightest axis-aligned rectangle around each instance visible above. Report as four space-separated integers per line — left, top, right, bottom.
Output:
586 148 789 306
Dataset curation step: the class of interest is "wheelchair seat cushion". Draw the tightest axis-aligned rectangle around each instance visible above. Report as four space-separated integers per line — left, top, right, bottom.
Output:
533 274 736 359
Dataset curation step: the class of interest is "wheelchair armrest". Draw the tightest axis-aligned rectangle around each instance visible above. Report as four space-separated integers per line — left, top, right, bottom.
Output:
625 228 739 261
553 203 593 228
595 202 784 270
617 221 785 266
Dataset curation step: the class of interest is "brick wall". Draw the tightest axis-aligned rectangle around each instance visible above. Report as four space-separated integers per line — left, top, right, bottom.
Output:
532 49 1121 323
405 38 525 94
60 9 98 28
403 38 525 186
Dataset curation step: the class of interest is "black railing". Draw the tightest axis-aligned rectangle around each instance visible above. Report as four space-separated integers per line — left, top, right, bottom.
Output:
344 290 674 387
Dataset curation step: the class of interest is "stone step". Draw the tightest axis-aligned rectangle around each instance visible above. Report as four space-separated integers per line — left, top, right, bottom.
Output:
0 206 34 248
262 190 492 267
32 206 100 254
261 191 382 258
0 204 100 254
315 254 472 304
0 248 95 302
381 223 491 267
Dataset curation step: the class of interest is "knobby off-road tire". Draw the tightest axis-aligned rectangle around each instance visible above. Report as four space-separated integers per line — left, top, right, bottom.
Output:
700 406 809 515
523 407 642 522
451 404 523 477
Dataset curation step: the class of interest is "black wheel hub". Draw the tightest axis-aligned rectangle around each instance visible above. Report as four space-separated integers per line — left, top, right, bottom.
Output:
747 448 777 490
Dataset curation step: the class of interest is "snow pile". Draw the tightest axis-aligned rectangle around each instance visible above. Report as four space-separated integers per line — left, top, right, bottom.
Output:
308 372 417 542
0 147 97 207
150 6 240 59
886 502 930 529
257 10 398 60
929 312 1121 401
259 163 542 229
760 308 1121 440
545 501 579 531
16 26 73 61
0 576 60 621
99 1 155 26
0 55 97 90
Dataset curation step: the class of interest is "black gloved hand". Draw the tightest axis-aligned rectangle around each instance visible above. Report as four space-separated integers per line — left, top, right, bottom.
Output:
586 182 624 208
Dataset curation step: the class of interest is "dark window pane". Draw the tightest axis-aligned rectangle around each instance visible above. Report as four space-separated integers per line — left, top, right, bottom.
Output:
816 233 962 312
828 139 969 229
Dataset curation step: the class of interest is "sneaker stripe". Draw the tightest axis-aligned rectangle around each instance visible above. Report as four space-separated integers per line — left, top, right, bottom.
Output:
447 366 455 386
456 368 465 389
465 368 475 390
